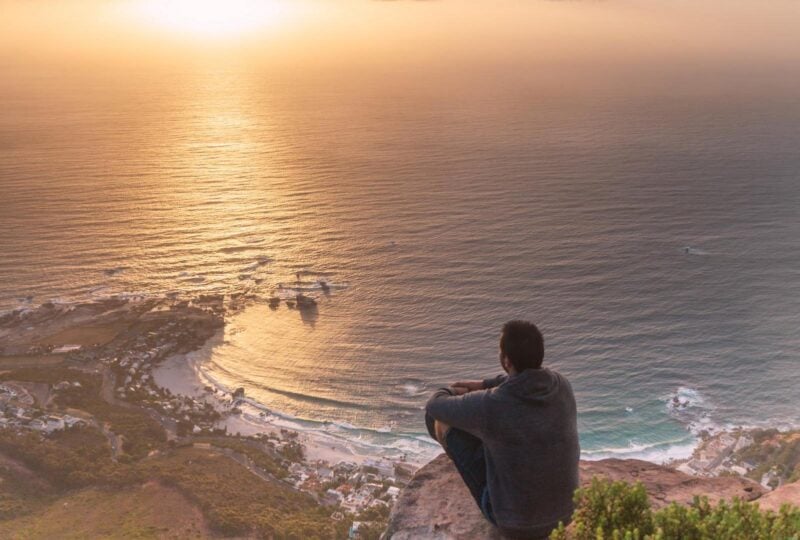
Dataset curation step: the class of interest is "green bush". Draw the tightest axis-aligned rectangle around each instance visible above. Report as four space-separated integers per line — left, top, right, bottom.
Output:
141 447 349 538
0 427 139 490
550 478 800 540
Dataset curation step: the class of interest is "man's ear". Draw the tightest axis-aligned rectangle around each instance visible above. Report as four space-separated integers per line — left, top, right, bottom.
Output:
500 354 510 374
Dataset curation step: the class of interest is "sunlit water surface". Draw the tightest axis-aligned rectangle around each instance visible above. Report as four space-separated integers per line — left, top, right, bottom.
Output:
2 0 800 462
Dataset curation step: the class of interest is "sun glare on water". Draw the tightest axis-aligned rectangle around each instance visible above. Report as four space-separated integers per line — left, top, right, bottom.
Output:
132 0 296 38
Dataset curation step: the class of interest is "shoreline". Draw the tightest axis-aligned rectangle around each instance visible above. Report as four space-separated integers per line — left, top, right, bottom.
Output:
2 293 797 488
0 293 421 521
152 349 436 468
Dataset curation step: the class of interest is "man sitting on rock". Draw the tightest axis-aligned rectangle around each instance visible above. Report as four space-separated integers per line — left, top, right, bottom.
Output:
425 320 579 539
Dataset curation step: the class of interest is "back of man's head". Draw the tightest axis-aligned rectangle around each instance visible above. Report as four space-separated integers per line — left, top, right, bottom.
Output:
500 320 544 372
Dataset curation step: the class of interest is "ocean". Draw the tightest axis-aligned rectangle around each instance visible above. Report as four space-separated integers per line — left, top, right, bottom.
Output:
2 0 800 464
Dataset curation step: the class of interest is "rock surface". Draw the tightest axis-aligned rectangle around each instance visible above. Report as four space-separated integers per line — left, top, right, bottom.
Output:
579 458 764 509
757 481 800 512
385 454 767 540
385 454 501 540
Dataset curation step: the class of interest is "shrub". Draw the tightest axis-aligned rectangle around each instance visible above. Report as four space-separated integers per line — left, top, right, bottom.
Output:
141 447 348 538
0 427 139 490
550 478 800 540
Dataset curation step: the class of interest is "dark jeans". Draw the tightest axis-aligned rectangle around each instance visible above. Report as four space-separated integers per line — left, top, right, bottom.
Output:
425 413 496 525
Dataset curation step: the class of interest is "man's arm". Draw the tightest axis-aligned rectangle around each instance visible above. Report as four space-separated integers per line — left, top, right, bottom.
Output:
425 387 486 435
482 374 507 389
452 374 507 393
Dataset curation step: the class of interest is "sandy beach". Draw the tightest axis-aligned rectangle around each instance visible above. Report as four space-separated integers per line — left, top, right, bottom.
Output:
153 348 430 468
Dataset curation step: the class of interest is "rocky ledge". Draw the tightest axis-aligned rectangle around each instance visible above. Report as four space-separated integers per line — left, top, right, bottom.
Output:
385 453 796 540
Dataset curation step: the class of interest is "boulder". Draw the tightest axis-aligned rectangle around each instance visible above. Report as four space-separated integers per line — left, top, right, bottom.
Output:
385 454 766 540
757 481 800 512
579 458 764 509
384 454 500 540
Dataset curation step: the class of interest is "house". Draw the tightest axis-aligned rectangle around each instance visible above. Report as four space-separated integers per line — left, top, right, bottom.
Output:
363 459 394 477
45 416 65 431
361 483 383 496
64 415 84 428
324 489 343 505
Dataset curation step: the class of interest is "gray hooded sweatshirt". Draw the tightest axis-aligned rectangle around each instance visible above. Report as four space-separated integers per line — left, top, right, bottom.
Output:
425 368 579 538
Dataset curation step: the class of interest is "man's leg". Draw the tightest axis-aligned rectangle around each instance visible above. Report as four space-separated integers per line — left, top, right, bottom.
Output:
425 413 495 525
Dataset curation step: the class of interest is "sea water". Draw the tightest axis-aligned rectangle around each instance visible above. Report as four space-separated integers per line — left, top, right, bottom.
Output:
2 0 800 464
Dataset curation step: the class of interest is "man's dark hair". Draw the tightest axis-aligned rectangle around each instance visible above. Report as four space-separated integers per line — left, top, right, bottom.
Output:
500 320 544 371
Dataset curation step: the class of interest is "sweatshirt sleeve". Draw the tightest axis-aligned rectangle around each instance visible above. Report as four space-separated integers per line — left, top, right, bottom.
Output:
425 387 487 436
482 374 508 389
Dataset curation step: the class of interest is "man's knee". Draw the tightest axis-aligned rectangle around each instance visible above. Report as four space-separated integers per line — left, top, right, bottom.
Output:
434 420 451 447
424 412 437 440
424 412 450 447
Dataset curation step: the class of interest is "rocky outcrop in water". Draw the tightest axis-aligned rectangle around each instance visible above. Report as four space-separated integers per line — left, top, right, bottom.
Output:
385 454 768 540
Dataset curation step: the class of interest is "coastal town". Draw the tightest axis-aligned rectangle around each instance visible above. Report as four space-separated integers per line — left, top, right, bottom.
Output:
674 428 800 492
0 294 416 538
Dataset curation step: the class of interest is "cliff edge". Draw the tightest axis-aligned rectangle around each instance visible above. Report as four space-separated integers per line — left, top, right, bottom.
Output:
385 454 771 540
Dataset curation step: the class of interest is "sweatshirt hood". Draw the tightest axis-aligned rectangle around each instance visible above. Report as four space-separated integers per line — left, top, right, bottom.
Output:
500 368 562 403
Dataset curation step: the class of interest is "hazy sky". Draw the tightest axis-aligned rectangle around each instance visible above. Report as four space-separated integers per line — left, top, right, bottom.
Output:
2 1 800 95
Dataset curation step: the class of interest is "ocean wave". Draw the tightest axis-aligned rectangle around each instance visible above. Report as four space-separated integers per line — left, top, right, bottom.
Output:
178 347 791 468
274 279 349 298
582 437 697 463
235 399 439 463
400 384 421 396
662 386 729 437
398 381 427 397
241 257 272 272
198 374 725 467
192 361 439 463
88 285 110 297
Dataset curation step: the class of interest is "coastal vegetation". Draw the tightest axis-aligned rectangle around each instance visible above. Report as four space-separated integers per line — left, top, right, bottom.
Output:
0 365 352 537
0 454 56 520
550 477 800 540
0 427 136 490
0 483 211 539
141 447 350 538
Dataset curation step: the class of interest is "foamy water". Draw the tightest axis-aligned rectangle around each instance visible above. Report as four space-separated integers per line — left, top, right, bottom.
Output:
3 1 800 463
